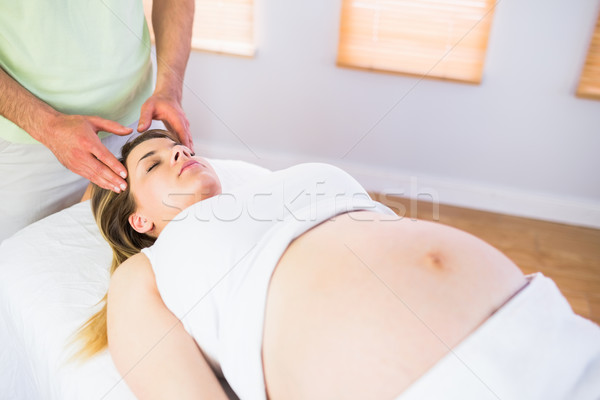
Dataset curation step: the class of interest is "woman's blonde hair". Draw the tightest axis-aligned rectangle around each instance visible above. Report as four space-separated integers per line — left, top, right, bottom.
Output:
69 129 180 360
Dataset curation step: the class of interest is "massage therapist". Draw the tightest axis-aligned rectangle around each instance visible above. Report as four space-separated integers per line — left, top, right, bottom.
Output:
0 0 195 242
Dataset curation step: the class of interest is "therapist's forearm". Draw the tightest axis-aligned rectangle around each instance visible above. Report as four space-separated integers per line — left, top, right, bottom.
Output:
0 66 61 143
151 0 195 101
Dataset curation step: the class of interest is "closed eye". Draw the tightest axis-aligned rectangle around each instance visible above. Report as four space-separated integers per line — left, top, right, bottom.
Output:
146 160 160 173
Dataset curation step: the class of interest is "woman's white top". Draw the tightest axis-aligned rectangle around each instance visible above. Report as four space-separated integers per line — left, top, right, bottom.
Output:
141 162 395 399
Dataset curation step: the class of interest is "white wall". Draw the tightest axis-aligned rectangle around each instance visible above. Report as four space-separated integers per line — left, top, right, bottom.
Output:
177 0 600 228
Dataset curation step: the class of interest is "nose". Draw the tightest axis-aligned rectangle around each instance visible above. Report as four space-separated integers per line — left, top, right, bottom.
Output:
170 145 190 166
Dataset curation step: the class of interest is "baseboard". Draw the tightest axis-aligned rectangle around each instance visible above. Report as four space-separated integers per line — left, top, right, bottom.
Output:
196 141 600 230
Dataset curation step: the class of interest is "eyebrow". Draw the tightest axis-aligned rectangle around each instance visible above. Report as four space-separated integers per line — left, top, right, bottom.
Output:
136 142 177 168
137 150 156 168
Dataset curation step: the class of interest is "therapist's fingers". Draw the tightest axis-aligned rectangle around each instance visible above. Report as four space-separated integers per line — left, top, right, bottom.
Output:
91 140 129 182
88 115 134 136
43 114 128 193
83 152 128 193
137 101 155 133
163 115 193 150
138 94 194 149
87 117 133 180
62 141 126 193
161 102 192 149
78 134 128 192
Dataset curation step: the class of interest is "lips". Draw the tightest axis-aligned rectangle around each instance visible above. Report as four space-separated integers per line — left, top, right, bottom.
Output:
179 160 201 176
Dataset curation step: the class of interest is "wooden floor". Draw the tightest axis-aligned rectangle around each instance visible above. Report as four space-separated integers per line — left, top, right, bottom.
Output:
371 194 600 326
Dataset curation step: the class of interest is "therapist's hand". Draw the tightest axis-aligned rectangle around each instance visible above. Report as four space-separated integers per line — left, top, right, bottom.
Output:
44 114 132 193
137 91 193 150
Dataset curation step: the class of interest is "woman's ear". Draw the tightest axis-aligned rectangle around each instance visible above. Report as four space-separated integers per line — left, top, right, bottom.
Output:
128 212 154 234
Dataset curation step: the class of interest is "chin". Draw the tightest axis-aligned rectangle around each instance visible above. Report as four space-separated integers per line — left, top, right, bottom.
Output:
193 172 222 201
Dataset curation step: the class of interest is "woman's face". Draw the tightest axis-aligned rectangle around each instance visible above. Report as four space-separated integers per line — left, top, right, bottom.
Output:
126 137 221 236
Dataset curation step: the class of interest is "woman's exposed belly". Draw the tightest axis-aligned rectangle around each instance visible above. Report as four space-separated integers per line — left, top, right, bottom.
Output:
261 211 527 400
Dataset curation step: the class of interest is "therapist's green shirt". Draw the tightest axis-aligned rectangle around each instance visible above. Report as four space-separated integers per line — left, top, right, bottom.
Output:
0 0 153 144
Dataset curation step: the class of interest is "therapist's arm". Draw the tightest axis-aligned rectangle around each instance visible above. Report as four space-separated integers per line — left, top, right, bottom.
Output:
137 0 195 149
108 253 228 400
0 67 131 193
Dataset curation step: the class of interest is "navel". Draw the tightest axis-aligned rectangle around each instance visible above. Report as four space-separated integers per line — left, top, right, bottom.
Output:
423 250 446 271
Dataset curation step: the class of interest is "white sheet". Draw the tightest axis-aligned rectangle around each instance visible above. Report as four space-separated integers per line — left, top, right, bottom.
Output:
0 158 269 399
0 200 135 399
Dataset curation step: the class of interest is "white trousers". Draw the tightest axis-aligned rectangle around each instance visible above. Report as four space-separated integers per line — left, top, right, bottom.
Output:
0 120 165 243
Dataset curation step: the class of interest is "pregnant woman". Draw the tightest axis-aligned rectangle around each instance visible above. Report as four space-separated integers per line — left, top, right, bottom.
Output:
74 130 600 400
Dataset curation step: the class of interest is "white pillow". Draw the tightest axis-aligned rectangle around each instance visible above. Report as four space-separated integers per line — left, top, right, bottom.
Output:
0 158 270 400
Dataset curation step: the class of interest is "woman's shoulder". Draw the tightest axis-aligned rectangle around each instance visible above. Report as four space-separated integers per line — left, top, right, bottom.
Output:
285 162 355 180
205 158 271 193
274 162 362 191
110 253 156 293
262 162 350 182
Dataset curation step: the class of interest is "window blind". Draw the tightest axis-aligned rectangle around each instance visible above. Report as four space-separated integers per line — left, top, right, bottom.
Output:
577 11 600 100
337 0 496 84
143 0 255 57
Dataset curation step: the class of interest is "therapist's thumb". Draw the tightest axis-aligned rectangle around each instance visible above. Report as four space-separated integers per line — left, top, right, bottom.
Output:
137 103 154 132
89 116 134 136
